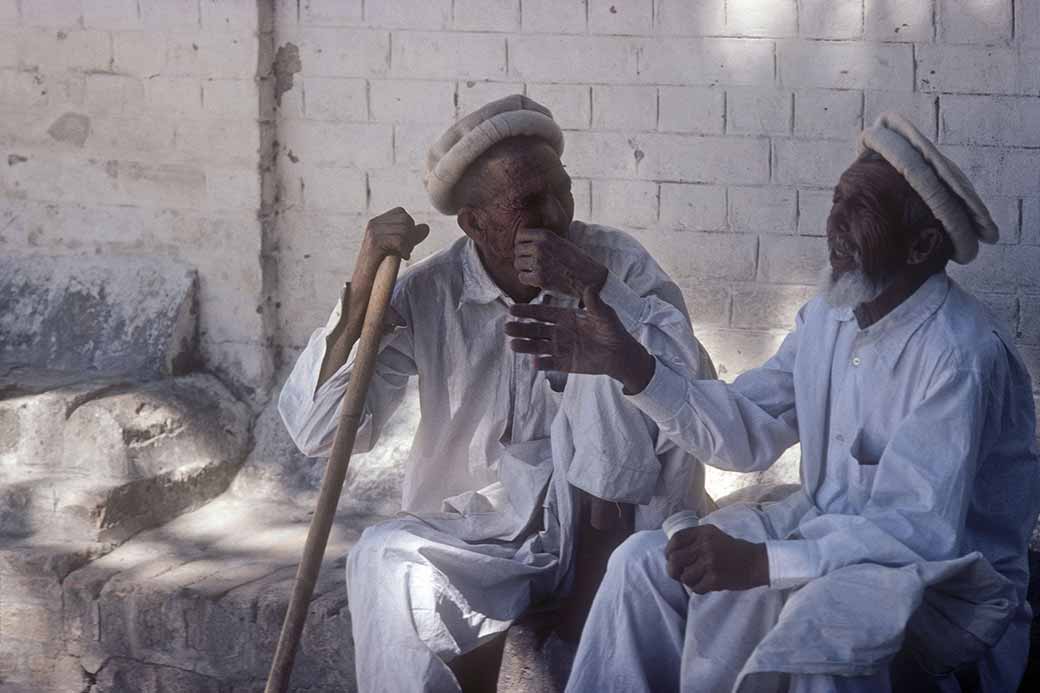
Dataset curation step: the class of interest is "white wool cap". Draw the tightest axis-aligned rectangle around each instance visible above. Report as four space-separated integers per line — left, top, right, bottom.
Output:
858 112 999 264
424 94 564 215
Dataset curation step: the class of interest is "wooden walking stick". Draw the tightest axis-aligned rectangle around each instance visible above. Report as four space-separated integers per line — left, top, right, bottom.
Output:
265 254 402 693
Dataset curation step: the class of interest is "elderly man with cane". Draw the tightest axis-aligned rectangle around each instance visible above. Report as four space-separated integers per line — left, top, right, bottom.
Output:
508 114 1040 692
277 95 715 691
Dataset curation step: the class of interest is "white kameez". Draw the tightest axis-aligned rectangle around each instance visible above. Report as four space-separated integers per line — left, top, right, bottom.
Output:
278 221 713 692
569 273 1039 692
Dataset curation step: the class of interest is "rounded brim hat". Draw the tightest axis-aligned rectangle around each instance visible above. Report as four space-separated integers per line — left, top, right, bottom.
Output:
858 112 999 264
424 94 564 215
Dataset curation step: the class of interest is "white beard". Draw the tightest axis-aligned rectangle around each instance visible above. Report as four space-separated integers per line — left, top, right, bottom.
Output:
817 265 889 309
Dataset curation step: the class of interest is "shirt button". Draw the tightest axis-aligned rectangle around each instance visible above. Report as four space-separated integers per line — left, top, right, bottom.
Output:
851 356 861 366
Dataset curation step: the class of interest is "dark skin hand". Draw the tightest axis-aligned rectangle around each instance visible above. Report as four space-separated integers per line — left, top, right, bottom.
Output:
513 227 608 298
316 207 429 388
506 285 656 395
665 524 769 594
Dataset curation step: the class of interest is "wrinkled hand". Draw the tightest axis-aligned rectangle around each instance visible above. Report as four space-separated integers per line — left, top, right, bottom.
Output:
513 228 608 298
505 287 655 394
358 207 430 277
665 525 769 594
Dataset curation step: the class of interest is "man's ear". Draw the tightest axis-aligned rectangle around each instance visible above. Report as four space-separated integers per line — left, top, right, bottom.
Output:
908 224 944 265
457 207 486 245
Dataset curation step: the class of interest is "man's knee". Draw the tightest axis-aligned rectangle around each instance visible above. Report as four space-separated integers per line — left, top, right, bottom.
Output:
605 530 669 584
346 517 419 584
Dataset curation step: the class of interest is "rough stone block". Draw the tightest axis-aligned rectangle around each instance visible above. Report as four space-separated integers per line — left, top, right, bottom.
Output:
794 89 863 140
636 38 775 86
659 183 727 231
510 36 636 84
0 255 198 378
84 73 146 115
778 40 914 91
1 373 250 543
589 0 652 35
658 86 724 134
799 0 863 38
0 0 17 25
864 0 934 41
393 31 506 80
19 28 112 72
591 179 658 230
521 0 587 33
294 166 367 213
728 186 796 234
454 0 519 32
939 0 1012 44
726 88 792 135
111 30 167 77
591 85 657 130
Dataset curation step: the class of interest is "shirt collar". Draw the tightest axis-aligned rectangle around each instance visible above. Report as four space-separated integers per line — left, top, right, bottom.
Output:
458 237 576 308
857 272 950 370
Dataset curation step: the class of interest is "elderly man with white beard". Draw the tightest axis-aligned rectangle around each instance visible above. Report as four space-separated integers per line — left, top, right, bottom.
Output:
506 113 1040 692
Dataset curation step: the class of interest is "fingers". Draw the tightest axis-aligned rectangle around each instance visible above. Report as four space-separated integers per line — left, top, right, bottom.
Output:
509 338 550 355
514 227 554 246
509 304 572 323
504 320 554 340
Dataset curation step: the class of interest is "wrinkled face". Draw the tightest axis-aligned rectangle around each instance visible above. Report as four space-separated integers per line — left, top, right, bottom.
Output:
826 159 910 281
471 142 574 263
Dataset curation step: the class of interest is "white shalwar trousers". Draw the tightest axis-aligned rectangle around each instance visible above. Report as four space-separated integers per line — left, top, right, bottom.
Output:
565 530 891 693
345 373 707 693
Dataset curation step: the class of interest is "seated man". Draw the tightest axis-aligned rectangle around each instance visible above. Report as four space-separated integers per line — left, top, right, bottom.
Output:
507 113 1040 692
278 95 714 692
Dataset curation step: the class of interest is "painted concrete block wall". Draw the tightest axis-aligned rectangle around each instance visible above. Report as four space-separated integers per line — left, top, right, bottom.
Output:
1 1 1037 435
270 0 1040 393
0 0 271 397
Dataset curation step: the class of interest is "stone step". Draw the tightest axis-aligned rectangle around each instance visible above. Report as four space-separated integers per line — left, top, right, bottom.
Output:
0 372 252 544
0 495 381 692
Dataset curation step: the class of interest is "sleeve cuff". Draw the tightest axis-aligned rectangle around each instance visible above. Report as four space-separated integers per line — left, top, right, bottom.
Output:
597 272 647 332
766 540 821 590
626 358 687 426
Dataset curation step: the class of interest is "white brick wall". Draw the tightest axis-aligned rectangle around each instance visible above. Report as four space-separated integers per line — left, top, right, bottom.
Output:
3 0 1039 408
0 0 269 394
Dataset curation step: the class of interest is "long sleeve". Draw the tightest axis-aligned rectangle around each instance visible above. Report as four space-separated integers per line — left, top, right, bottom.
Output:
766 359 990 588
278 284 417 458
627 308 803 472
